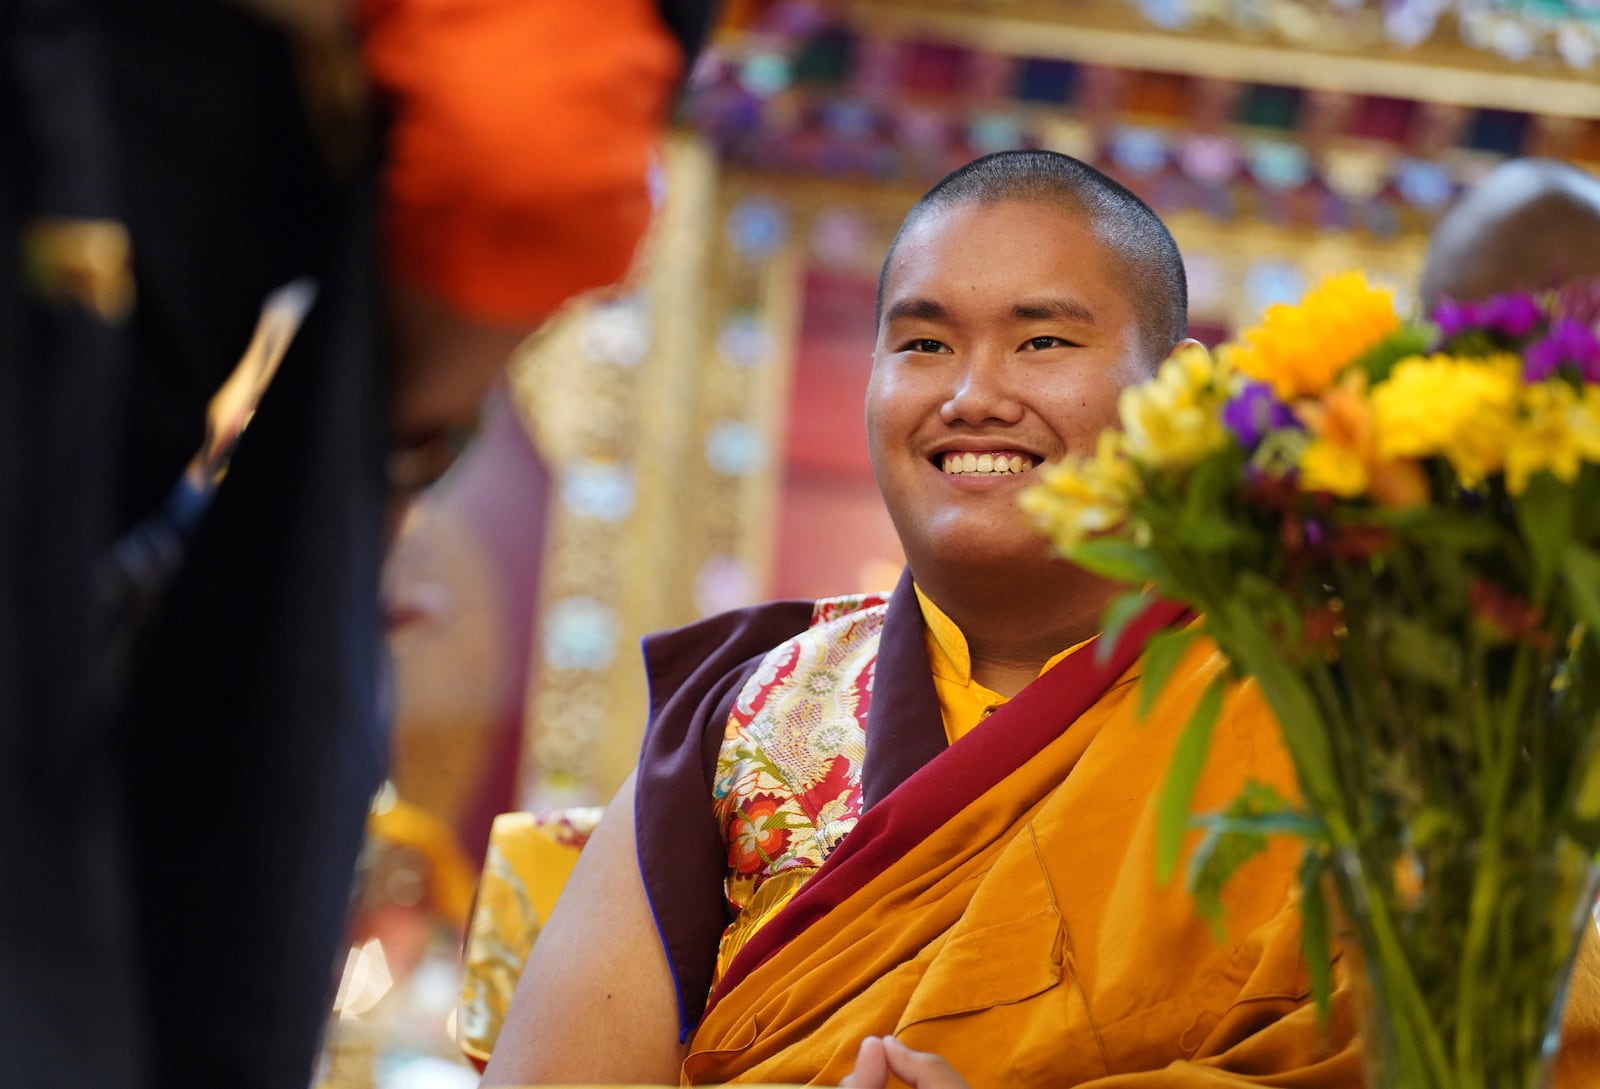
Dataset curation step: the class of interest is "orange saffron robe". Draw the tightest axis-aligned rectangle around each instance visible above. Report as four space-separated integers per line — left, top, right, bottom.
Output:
685 607 1600 1087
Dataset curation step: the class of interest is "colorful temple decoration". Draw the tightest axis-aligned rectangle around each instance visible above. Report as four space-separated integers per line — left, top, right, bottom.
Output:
683 4 1600 251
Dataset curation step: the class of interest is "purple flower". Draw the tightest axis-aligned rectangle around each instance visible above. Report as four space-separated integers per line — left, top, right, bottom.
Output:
1523 318 1600 382
1222 380 1298 450
1479 293 1545 338
1431 292 1545 342
1431 297 1482 340
1523 341 1560 383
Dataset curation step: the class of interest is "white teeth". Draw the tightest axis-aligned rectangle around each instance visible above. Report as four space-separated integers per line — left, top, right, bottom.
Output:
940 452 1036 476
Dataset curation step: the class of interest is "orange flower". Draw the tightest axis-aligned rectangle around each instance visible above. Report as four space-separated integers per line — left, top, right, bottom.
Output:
1294 372 1427 507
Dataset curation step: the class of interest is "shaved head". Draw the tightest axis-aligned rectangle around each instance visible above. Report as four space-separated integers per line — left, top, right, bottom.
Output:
876 150 1188 366
1421 157 1600 308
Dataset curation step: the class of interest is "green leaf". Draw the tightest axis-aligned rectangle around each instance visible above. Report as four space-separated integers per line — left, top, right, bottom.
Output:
1184 783 1319 944
1518 472 1575 598
1379 613 1463 691
1097 592 1155 667
1571 463 1600 543
1297 849 1334 1026
1190 807 1323 840
1352 322 1434 385
1563 545 1600 644
1358 507 1503 553
1232 572 1299 629
1174 511 1248 554
1208 600 1344 831
1570 747 1600 824
1187 821 1267 942
1177 447 1248 555
1155 674 1227 884
1137 625 1201 721
1067 538 1165 585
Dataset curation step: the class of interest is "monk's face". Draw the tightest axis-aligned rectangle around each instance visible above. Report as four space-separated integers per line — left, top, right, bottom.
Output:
866 198 1147 577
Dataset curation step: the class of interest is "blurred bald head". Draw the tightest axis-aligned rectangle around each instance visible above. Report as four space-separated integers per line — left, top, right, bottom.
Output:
1421 157 1600 308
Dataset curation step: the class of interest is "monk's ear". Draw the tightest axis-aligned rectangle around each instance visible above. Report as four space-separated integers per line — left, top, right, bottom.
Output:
1142 337 1207 377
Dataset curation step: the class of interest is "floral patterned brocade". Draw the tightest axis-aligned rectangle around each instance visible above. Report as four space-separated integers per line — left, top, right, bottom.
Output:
711 593 890 986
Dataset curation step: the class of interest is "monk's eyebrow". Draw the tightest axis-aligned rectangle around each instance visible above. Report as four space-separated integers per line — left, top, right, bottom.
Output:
883 297 950 325
1014 296 1097 325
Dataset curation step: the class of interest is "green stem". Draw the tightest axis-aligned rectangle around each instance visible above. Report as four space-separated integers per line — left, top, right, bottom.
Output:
1213 600 1352 840
1455 842 1501 1082
1304 658 1367 834
1335 852 1456 1087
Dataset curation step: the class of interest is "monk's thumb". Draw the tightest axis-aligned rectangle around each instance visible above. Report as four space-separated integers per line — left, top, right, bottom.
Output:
840 1035 890 1088
881 1036 971 1089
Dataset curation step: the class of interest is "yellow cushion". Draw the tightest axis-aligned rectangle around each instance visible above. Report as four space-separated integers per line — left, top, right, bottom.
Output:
455 807 603 1066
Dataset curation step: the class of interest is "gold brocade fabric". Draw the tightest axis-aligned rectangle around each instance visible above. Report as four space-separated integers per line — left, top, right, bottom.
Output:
710 593 888 990
455 807 602 1067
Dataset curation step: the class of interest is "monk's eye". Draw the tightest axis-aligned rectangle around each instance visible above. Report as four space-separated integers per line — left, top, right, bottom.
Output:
899 338 950 354
1022 336 1074 351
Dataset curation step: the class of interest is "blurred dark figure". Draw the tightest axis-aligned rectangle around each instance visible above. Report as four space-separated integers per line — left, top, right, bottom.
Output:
0 1 714 1087
1 3 143 1086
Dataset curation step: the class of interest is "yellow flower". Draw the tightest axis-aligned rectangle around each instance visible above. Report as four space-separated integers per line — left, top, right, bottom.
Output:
1118 342 1228 470
1229 270 1401 400
1373 354 1519 488
1298 437 1368 498
1582 387 1600 460
1020 431 1140 555
1504 380 1600 495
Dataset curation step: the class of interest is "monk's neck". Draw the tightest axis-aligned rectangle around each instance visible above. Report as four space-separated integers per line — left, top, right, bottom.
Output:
918 573 1125 699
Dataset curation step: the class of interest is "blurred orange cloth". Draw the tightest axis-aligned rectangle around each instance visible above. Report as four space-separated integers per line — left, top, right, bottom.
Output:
364 792 480 931
358 0 683 324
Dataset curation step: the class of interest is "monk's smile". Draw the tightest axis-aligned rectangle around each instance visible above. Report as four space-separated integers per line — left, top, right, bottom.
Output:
933 449 1039 477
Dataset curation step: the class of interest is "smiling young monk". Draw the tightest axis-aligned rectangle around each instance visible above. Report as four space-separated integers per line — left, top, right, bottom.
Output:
481 150 1370 1087
483 152 1600 1089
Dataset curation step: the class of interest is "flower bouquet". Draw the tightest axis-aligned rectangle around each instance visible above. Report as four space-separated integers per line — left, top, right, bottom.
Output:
1021 271 1600 1089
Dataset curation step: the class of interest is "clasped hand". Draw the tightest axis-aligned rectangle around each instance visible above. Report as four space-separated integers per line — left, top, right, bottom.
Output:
841 1036 971 1089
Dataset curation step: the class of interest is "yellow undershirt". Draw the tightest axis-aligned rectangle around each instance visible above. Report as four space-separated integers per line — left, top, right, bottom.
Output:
914 583 1093 743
